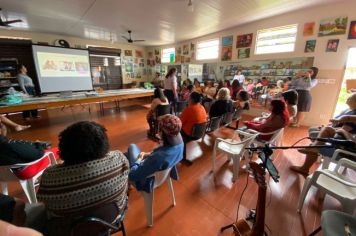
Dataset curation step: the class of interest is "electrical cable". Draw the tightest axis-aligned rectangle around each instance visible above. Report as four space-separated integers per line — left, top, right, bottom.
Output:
290 137 310 147
235 172 250 222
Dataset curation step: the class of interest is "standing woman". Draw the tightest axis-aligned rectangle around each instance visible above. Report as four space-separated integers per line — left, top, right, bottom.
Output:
163 67 178 103
290 67 319 127
17 64 39 120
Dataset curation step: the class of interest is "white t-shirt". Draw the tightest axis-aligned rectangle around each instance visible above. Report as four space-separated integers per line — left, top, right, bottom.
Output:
233 74 245 84
163 76 177 90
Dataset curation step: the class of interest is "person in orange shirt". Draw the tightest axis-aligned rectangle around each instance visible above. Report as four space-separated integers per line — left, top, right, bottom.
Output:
180 92 207 162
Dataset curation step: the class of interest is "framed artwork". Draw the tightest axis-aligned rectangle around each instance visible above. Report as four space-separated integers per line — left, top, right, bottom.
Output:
236 33 253 48
326 39 339 52
124 50 132 57
135 50 143 58
183 44 189 55
303 22 315 36
221 45 232 61
222 35 233 46
154 49 160 55
318 16 348 36
125 63 133 72
237 48 250 59
190 43 195 51
176 47 182 55
348 21 356 39
304 40 316 53
155 56 161 64
175 55 181 63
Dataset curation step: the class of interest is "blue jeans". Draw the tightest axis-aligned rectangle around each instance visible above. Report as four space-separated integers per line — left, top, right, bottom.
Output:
126 144 141 167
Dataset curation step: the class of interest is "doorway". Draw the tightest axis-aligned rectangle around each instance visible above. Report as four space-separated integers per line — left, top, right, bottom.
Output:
334 47 356 116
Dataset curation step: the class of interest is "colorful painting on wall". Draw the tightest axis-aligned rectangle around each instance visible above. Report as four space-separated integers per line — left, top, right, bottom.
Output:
348 21 356 39
125 63 133 72
183 45 189 55
135 50 143 58
176 47 182 55
303 22 315 36
222 35 233 46
237 48 250 59
326 39 339 52
304 40 316 53
154 49 160 55
318 16 348 36
236 33 253 48
221 45 232 61
190 43 195 51
124 50 132 57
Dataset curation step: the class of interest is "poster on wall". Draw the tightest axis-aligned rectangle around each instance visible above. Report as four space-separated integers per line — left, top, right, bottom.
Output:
304 40 316 53
124 50 132 56
183 45 189 55
318 16 348 36
155 55 161 64
326 39 339 52
125 63 133 72
222 35 233 46
154 49 160 55
190 43 195 51
236 33 253 48
175 55 181 63
177 46 182 55
221 45 232 61
348 21 356 39
237 48 250 59
303 22 315 36
135 50 143 58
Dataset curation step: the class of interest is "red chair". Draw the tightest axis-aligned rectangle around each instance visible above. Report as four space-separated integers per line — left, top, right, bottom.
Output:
0 151 57 203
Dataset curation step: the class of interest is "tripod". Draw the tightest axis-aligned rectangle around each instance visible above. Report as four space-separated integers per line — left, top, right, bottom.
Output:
220 143 335 234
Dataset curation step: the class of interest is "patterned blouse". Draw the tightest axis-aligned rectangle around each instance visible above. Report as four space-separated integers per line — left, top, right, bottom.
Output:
37 151 129 216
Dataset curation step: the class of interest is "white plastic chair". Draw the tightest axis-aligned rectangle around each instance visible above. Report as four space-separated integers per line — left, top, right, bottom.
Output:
212 130 258 182
321 149 356 170
0 152 56 203
140 167 176 227
297 158 356 215
246 128 284 159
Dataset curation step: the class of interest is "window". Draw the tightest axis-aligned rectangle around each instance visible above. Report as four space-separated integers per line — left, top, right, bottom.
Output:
196 39 219 60
255 24 298 54
161 48 175 63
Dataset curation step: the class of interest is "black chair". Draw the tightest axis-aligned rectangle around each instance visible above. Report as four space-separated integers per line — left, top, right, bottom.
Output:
205 116 223 136
174 101 188 116
182 122 208 164
70 200 128 236
230 102 250 129
221 111 234 127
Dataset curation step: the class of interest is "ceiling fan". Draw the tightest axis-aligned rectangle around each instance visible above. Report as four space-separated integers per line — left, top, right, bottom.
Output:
0 8 23 27
121 30 145 43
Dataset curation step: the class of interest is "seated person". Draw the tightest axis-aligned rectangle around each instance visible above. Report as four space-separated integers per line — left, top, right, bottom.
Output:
0 194 46 233
281 89 298 122
235 90 250 110
180 92 208 160
203 81 216 100
193 79 203 94
0 115 30 136
180 84 193 101
213 80 224 99
209 88 233 118
243 99 290 141
231 80 242 100
0 135 49 165
126 114 183 190
246 79 255 96
291 114 356 176
37 121 129 236
146 88 169 137
224 80 233 96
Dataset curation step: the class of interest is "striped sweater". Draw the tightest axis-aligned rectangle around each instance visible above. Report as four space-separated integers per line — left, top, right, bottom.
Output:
37 151 129 216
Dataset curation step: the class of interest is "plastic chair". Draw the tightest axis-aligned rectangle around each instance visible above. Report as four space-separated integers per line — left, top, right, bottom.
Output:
140 167 176 227
297 158 356 215
321 149 356 170
174 101 188 116
183 122 208 163
152 104 171 135
212 130 258 181
0 151 56 203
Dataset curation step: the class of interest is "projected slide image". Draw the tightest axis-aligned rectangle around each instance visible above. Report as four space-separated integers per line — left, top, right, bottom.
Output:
37 52 90 77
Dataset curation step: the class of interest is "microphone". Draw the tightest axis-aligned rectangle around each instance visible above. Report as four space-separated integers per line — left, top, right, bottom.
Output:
309 137 356 148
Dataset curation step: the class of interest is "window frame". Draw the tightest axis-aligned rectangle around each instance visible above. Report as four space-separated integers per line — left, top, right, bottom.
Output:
161 47 176 64
255 24 298 55
196 38 220 61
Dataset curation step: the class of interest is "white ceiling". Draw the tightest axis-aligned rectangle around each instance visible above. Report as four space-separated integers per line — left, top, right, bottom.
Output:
0 0 346 46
